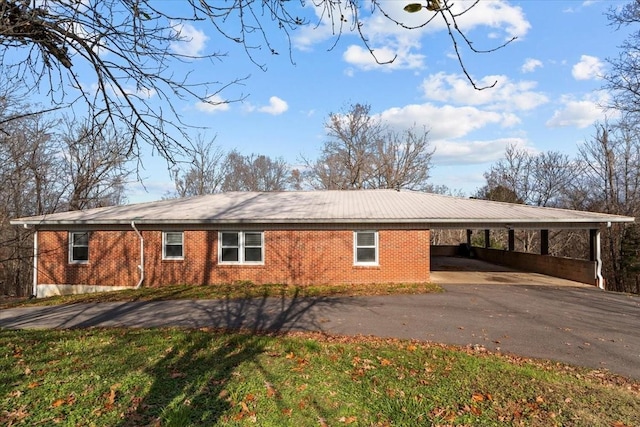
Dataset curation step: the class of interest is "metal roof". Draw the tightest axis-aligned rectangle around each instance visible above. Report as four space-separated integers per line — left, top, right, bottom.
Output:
10 190 635 229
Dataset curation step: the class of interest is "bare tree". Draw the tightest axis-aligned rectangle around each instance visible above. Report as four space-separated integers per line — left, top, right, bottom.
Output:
0 1 512 166
369 126 434 190
304 103 434 191
61 118 133 210
479 144 533 204
0 99 63 296
605 2 640 123
577 121 640 293
479 144 579 208
223 151 291 192
170 135 227 198
477 144 582 256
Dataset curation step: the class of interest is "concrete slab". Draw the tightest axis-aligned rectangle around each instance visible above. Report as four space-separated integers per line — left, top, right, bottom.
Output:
430 256 592 287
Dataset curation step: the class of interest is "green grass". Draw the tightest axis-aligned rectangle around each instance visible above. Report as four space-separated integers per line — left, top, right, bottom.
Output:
1 329 638 426
0 282 443 309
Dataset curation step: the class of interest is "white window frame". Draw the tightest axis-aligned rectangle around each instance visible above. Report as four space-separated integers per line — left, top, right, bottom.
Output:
218 231 264 265
69 231 90 264
354 230 378 266
162 231 184 260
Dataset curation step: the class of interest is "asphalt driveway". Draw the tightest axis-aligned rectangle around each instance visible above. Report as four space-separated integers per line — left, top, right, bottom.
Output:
1 284 639 380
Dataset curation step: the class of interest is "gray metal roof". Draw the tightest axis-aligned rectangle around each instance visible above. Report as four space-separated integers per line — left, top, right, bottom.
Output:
10 190 635 229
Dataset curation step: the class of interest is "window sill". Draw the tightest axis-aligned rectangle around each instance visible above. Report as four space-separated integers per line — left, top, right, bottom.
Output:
218 263 265 267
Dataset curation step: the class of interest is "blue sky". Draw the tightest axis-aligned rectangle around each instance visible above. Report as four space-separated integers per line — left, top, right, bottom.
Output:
123 0 630 203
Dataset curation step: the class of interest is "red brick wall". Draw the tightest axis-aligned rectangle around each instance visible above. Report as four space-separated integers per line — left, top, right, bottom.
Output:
38 230 140 287
37 228 430 287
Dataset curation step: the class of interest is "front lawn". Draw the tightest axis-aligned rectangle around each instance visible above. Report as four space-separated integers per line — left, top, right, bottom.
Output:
1 329 638 426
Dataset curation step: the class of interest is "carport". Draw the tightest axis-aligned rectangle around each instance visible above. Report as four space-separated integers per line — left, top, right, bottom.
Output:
430 256 593 287
424 198 635 288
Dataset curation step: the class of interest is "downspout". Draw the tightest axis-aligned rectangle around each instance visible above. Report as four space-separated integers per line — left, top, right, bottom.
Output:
31 227 38 298
131 221 144 289
595 227 604 290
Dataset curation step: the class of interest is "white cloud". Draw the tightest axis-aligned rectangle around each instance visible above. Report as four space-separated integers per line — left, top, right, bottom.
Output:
170 21 208 56
572 55 604 80
122 86 157 99
546 93 610 129
292 0 530 72
433 138 529 165
521 58 543 73
450 0 531 40
258 96 289 115
196 94 230 113
379 103 513 141
420 72 548 111
342 44 425 71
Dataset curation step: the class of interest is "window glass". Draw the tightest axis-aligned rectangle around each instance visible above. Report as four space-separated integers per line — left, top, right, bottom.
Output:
244 232 262 247
221 232 240 262
220 231 263 264
163 231 184 259
355 231 378 265
357 232 376 247
222 232 239 247
222 247 239 262
357 247 376 263
245 247 262 262
73 232 89 247
70 232 89 263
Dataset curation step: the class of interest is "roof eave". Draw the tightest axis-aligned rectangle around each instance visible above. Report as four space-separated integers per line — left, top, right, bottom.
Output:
12 216 635 228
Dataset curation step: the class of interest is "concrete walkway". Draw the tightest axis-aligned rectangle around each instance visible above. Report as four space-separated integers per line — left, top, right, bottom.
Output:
1 284 639 380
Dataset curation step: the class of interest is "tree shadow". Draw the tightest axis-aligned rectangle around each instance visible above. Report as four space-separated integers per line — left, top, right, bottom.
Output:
0 291 353 425
109 293 343 426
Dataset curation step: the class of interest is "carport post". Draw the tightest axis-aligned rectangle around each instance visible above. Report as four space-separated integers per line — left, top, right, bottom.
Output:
466 229 472 246
508 229 515 251
540 229 549 255
484 229 490 248
590 229 604 289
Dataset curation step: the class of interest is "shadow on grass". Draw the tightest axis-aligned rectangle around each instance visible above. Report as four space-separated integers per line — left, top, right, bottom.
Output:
112 292 338 425
0 291 346 425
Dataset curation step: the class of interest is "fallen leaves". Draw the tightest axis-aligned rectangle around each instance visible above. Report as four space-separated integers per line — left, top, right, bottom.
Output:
51 394 76 408
2 405 29 425
103 383 121 411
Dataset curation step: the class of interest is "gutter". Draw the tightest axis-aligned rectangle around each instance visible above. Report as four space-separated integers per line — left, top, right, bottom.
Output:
131 221 144 289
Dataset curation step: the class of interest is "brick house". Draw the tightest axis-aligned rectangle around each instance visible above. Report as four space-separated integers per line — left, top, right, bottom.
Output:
10 190 634 297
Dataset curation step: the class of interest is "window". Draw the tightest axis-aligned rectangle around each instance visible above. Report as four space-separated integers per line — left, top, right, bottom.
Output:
354 231 378 265
163 231 184 260
219 231 264 264
69 231 89 263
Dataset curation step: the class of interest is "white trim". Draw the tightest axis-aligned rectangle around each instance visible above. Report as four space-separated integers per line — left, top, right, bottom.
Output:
69 231 89 264
36 284 133 297
218 231 264 265
162 231 184 260
354 230 379 266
